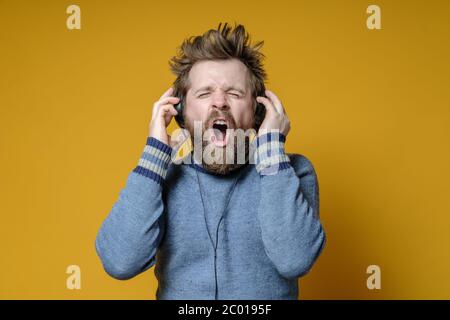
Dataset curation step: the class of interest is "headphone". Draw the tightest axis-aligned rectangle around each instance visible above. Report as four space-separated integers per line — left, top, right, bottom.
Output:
173 92 266 130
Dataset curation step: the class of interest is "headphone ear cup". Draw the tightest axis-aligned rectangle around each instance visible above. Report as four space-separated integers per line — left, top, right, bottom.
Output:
174 100 185 128
254 102 266 129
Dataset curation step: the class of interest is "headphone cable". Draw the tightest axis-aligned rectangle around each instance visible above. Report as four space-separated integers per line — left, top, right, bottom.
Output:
195 165 245 300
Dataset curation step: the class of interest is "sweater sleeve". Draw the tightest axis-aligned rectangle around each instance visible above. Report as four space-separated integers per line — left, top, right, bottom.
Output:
95 137 172 280
255 130 326 279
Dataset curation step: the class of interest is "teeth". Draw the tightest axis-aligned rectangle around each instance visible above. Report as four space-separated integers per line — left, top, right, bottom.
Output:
213 120 227 125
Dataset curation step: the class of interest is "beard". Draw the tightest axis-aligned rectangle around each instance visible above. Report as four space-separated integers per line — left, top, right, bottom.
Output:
184 110 252 175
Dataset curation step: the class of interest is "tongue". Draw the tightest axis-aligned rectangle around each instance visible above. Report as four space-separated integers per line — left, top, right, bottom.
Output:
214 128 225 141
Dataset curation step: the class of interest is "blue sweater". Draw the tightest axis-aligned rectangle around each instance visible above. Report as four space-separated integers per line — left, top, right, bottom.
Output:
95 131 326 300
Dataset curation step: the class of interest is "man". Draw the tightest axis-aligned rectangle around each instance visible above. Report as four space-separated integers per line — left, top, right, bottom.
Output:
95 23 326 300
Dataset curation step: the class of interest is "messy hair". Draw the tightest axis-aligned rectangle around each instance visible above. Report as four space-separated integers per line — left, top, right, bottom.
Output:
169 23 267 99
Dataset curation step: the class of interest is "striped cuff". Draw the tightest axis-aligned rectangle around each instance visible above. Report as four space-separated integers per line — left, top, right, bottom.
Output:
255 130 291 176
133 137 173 185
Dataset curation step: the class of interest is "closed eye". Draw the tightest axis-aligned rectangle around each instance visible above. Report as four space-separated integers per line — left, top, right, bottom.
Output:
197 91 241 98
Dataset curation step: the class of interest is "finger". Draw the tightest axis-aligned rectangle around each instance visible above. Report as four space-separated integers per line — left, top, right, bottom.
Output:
157 104 178 125
156 96 180 107
265 90 285 114
157 103 178 117
153 96 180 118
159 87 174 100
256 96 278 116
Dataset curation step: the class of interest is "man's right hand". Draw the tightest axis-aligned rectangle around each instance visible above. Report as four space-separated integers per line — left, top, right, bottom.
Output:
148 87 180 145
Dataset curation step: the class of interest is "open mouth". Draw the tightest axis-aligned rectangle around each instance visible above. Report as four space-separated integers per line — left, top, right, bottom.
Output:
210 119 230 147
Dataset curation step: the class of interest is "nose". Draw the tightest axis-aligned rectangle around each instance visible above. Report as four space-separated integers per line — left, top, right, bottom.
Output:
211 91 229 111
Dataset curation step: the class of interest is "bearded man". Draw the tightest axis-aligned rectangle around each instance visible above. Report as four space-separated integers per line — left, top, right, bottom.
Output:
95 23 326 300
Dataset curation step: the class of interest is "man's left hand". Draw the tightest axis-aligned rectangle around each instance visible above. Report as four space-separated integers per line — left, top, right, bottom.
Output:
256 89 291 137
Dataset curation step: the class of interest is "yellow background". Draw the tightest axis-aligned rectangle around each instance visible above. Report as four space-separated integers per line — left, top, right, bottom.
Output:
1 0 449 299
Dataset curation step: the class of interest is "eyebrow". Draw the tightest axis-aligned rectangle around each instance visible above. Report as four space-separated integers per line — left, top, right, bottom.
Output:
194 86 246 95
